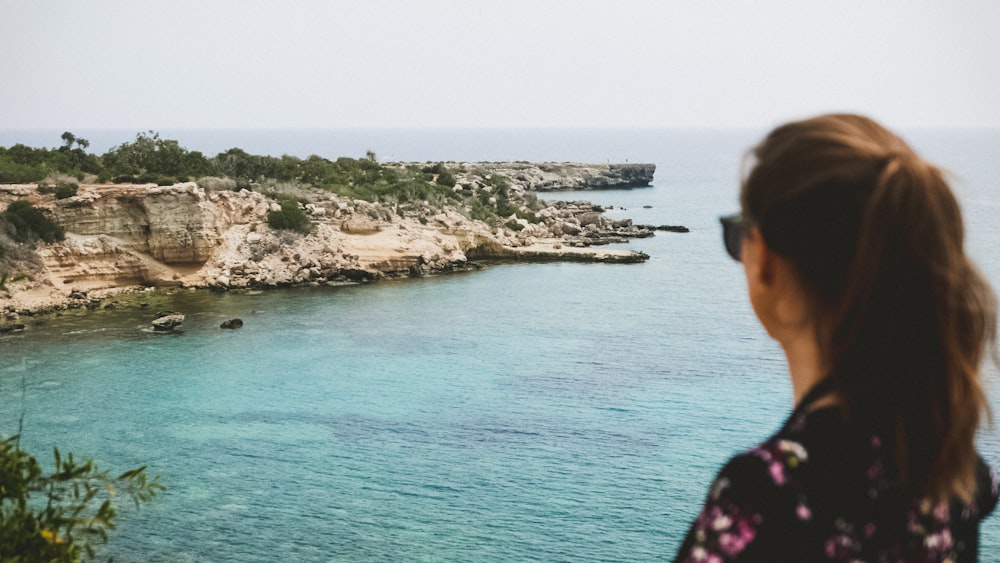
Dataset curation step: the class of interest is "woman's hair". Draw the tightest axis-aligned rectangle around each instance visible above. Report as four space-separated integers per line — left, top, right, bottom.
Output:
741 114 997 503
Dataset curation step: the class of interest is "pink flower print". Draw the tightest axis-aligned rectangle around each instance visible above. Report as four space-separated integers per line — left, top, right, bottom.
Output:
769 461 786 485
708 477 731 501
688 547 723 563
716 518 757 556
924 528 954 555
777 440 808 462
710 513 733 532
717 533 740 556
796 503 812 521
866 462 881 481
824 534 857 559
933 503 950 522
717 532 745 557
863 522 876 539
736 518 757 542
752 439 807 486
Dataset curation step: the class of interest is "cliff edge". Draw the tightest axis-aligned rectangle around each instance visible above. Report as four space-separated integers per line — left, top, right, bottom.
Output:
0 162 658 317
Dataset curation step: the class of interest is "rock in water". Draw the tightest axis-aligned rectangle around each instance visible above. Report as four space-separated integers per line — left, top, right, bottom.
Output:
220 318 244 329
152 312 185 331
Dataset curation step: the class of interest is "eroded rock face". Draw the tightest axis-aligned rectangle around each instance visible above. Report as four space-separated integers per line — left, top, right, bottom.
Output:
51 183 267 265
37 233 161 288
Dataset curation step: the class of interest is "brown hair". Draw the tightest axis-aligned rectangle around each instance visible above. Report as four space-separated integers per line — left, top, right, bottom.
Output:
741 114 996 503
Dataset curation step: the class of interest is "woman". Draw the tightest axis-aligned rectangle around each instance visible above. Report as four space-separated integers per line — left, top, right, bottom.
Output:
674 114 999 562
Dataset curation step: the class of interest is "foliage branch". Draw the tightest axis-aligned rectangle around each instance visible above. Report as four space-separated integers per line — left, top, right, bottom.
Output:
0 435 162 561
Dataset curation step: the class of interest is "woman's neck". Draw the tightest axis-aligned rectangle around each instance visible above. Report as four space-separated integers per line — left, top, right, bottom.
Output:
782 330 836 409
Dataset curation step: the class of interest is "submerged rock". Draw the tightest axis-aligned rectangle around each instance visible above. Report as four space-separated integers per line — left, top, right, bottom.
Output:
220 318 243 329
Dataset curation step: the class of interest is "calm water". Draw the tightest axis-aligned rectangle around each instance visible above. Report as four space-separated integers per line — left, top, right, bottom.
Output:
1 129 998 561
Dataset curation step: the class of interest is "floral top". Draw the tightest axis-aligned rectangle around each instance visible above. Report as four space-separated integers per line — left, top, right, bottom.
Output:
674 400 999 562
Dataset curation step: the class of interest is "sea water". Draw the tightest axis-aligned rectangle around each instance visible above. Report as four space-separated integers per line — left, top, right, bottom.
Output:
0 129 998 561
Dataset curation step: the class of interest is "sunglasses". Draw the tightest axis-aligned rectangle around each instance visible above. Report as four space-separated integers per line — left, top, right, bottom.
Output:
719 213 749 262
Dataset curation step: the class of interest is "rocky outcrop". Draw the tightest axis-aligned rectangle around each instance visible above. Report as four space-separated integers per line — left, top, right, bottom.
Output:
0 169 656 316
152 312 184 331
453 162 655 191
53 183 265 265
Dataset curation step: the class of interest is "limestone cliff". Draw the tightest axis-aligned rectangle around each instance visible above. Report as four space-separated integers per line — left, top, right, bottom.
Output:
0 164 656 316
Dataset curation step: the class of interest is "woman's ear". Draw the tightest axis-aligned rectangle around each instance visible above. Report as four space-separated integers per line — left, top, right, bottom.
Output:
742 227 774 287
745 226 815 339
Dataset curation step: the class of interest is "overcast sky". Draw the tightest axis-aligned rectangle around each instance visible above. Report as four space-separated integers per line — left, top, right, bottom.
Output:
2 1 998 130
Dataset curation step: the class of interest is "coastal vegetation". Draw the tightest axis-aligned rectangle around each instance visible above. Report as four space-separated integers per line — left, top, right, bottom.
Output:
1 200 65 244
0 131 555 290
267 196 313 234
0 133 657 295
0 435 162 561
0 131 547 233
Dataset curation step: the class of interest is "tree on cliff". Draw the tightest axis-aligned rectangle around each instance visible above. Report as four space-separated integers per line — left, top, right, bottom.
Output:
60 132 88 152
0 132 99 183
102 131 212 182
57 132 100 176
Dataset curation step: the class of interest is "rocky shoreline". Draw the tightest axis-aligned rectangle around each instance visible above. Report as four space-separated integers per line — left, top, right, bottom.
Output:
435 162 656 191
0 162 673 323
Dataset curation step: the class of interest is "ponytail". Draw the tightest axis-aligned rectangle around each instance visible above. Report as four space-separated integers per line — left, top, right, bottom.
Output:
742 114 996 503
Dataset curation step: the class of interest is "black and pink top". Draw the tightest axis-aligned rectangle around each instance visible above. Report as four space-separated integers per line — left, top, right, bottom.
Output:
674 381 999 562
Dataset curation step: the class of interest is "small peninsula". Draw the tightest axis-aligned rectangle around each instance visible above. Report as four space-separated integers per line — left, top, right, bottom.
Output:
0 133 661 320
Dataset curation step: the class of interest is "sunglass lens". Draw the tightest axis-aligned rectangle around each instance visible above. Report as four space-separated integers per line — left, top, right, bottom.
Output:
720 214 744 262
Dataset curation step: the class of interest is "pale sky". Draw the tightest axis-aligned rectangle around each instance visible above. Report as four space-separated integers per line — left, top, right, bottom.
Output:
1 0 998 130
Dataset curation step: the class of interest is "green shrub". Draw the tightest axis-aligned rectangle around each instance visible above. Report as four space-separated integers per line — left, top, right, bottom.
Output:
1 200 65 243
468 198 495 223
435 168 456 188
485 174 510 194
267 199 312 233
505 219 525 231
515 208 540 224
55 182 78 199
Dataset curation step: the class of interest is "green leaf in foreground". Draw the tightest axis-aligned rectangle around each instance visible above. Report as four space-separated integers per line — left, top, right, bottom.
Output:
0 435 162 562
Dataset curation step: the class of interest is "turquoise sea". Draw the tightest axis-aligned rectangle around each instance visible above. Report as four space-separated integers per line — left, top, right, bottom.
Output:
1 129 999 561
